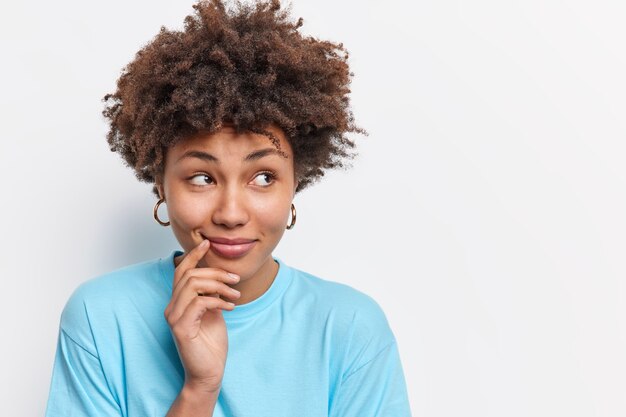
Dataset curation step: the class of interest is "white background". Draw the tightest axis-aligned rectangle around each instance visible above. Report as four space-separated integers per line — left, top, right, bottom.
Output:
1 0 626 416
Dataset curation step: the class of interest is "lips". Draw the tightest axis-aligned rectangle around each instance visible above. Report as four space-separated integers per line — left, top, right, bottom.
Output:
202 235 257 259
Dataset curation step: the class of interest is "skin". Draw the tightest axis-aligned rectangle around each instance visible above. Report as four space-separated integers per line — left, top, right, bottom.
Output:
156 124 297 416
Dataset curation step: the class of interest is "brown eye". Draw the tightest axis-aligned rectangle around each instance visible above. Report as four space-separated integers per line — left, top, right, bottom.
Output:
189 174 214 186
251 172 275 187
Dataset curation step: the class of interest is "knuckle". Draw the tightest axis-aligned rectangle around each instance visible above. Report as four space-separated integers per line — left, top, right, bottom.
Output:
199 295 219 309
186 275 199 287
190 276 224 294
191 296 206 308
171 325 184 338
165 312 175 327
206 280 221 291
217 283 232 294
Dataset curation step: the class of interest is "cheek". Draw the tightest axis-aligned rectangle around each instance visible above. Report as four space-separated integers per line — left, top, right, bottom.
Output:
251 197 291 233
167 198 210 229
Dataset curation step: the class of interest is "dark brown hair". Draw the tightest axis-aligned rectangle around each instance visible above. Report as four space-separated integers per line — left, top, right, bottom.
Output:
103 0 365 197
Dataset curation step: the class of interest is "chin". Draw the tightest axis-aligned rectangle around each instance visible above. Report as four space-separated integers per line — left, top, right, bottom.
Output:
203 252 262 276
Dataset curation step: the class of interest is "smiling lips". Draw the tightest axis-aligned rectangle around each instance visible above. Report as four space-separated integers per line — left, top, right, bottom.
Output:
204 236 257 258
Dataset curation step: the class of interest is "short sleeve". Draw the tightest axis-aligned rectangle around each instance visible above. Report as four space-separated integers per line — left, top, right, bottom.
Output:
329 341 413 417
45 281 123 417
44 329 121 417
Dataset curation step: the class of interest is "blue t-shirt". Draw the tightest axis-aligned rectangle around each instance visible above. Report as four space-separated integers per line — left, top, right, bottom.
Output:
45 250 412 416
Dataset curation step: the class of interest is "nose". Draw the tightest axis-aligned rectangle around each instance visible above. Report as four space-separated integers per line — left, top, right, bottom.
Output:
211 185 250 228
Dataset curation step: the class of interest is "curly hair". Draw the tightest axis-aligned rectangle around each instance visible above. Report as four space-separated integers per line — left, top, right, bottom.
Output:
102 0 365 197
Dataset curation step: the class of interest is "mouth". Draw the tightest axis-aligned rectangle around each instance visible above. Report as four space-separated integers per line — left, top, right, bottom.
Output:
201 235 257 259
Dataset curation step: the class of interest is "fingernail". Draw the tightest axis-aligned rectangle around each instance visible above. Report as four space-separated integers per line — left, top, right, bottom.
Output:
228 273 240 282
200 239 209 248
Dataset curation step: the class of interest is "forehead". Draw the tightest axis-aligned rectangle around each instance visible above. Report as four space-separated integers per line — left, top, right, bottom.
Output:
167 125 292 161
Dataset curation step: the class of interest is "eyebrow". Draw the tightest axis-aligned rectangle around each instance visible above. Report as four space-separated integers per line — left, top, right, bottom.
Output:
176 148 283 163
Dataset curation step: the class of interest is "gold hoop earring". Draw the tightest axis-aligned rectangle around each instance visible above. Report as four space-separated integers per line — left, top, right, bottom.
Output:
153 197 170 226
286 203 296 230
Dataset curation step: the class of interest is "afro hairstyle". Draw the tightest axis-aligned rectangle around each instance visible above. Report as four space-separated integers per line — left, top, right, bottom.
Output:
102 0 365 197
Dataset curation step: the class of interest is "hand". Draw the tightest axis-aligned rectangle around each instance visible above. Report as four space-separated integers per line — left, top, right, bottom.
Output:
164 239 241 394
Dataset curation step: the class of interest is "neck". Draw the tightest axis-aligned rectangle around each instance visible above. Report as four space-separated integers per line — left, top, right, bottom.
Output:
230 257 278 305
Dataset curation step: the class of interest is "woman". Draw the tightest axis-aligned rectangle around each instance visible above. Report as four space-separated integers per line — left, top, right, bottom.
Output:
45 0 412 416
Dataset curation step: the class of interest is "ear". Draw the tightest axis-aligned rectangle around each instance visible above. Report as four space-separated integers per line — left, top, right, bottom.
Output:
156 183 165 200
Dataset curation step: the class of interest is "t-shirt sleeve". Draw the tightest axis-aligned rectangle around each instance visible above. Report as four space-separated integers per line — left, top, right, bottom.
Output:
329 341 413 417
45 330 121 417
45 286 122 417
328 290 413 417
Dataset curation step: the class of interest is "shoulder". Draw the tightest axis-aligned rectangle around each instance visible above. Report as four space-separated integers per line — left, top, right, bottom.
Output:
293 267 386 313
59 256 165 354
285 263 396 344
64 256 163 312
70 256 162 295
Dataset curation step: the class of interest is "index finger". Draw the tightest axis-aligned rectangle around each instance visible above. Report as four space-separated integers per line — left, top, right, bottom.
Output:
174 239 210 287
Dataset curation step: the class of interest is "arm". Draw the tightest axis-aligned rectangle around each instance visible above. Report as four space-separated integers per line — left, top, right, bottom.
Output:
166 384 220 417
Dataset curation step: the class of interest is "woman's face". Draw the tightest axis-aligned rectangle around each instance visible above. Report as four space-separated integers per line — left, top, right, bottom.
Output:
157 124 297 282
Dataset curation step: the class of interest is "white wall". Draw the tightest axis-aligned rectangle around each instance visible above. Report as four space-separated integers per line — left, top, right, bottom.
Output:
1 0 625 415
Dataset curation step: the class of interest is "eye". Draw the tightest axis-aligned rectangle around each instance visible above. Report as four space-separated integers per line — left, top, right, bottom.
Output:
189 174 214 187
251 171 275 187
